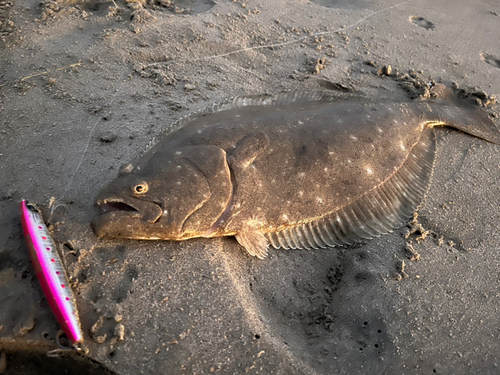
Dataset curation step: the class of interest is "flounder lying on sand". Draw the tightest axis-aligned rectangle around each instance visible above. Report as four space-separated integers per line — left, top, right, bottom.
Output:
92 89 500 258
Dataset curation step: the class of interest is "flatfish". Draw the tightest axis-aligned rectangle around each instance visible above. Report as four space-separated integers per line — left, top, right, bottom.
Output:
91 90 500 258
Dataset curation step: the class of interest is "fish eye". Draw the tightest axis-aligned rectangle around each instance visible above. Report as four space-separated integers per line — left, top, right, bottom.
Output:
133 182 148 194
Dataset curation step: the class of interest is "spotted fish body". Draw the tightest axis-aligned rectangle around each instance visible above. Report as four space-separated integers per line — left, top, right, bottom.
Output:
92 91 500 258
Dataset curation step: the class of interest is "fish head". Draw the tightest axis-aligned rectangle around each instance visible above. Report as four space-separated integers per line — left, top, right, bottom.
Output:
91 145 232 241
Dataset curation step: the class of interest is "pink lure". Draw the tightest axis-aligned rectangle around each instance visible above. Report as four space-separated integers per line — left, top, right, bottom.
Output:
19 200 83 345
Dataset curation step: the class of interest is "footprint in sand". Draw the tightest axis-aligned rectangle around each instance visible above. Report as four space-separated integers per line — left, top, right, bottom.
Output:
481 53 500 69
159 0 215 14
410 16 435 30
310 0 366 8
82 0 113 16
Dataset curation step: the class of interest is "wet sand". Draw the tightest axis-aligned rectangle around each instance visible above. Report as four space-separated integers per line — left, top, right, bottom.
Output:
1 0 500 373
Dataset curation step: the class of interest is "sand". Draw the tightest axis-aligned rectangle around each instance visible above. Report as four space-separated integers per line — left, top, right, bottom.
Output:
1 0 500 374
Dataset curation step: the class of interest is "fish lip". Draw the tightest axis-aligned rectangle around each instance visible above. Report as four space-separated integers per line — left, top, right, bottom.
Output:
94 194 163 224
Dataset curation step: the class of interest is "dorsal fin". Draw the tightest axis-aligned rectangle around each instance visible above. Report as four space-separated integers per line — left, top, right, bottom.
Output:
265 129 436 250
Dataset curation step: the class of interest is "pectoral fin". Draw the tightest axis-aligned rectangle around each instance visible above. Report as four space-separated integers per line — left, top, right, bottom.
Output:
235 230 269 259
229 131 270 168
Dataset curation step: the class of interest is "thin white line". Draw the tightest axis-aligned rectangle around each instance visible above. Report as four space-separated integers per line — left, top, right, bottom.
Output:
145 0 409 67
50 86 122 216
49 0 409 215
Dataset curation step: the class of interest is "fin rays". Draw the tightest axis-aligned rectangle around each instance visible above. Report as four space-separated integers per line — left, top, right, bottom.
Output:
264 130 436 250
236 230 269 259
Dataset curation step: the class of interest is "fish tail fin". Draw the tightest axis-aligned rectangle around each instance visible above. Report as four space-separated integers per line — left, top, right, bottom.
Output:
426 89 500 145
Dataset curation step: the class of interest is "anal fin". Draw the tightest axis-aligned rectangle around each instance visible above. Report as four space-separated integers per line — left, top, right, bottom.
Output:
265 129 437 250
236 230 269 259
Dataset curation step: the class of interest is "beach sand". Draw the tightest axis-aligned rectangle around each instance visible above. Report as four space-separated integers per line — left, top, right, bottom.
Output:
1 0 500 373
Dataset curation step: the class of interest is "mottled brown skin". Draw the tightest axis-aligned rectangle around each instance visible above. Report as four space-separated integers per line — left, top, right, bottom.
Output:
92 93 500 258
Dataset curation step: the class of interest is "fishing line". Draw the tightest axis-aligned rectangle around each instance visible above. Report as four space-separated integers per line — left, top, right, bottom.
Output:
49 0 409 216
194 0 410 61
49 84 123 218
146 0 410 67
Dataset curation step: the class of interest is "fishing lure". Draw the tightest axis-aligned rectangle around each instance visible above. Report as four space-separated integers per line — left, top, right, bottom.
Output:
19 200 83 345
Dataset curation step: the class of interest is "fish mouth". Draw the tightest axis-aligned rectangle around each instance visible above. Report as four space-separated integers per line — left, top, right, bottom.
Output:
98 200 140 213
91 194 164 239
